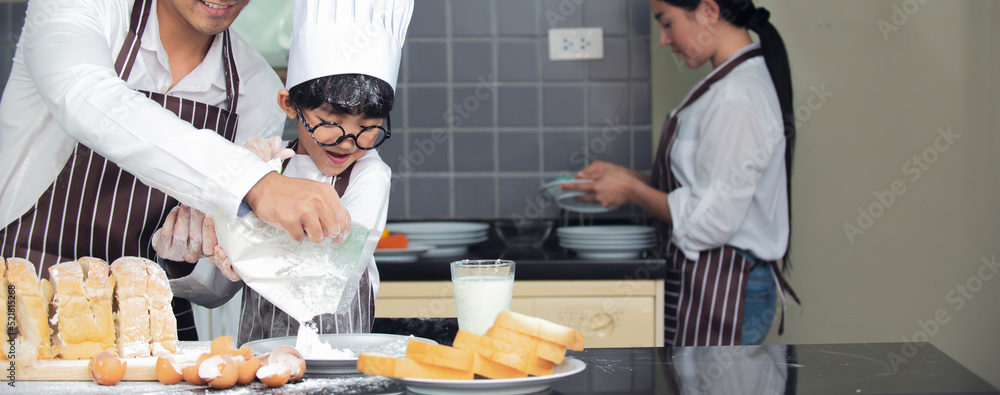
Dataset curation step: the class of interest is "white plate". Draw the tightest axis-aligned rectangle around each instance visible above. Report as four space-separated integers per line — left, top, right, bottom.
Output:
414 235 489 248
406 232 489 242
558 236 656 246
373 244 433 263
557 225 656 237
538 179 610 214
574 250 644 260
559 241 655 250
423 246 472 257
394 357 586 395
387 222 490 234
243 333 437 375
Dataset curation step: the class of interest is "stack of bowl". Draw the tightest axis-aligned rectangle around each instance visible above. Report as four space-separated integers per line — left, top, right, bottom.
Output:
557 225 656 260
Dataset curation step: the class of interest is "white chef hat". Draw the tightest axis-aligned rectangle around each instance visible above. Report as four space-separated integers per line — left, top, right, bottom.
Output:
285 0 414 92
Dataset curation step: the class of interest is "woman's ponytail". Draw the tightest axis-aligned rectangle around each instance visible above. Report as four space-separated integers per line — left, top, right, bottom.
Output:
741 5 795 270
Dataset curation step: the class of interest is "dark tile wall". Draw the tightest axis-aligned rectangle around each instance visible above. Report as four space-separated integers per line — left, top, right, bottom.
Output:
384 0 653 221
0 2 27 95
0 0 653 222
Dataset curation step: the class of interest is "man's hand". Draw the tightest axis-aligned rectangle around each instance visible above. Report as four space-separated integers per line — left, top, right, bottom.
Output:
152 204 213 263
243 172 352 244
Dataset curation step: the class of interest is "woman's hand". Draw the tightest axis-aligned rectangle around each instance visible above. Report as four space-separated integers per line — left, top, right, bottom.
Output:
244 136 295 162
561 160 641 210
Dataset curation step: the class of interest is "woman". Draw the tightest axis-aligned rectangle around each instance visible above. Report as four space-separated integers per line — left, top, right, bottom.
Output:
563 0 798 346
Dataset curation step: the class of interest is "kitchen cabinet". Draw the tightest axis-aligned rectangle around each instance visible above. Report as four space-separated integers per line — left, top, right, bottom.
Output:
376 279 665 348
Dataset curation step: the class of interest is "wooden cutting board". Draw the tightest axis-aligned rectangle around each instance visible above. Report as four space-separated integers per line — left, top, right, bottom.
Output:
13 341 208 381
15 358 157 381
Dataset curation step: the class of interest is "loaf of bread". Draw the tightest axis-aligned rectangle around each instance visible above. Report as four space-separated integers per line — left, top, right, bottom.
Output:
78 257 117 356
145 259 177 355
110 257 151 358
5 258 55 365
494 310 585 351
48 258 116 359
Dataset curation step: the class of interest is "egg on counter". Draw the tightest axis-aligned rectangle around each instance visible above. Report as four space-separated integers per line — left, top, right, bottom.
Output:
155 355 184 385
88 350 126 386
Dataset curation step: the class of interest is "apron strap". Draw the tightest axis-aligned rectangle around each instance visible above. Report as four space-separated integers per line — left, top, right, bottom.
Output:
115 0 153 79
766 260 801 335
221 30 240 112
115 0 240 112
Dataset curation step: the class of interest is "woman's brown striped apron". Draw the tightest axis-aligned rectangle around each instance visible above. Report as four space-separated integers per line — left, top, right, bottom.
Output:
654 48 769 346
237 139 375 345
0 0 242 341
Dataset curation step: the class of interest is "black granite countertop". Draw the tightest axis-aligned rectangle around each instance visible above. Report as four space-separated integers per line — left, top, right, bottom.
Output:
377 224 668 282
19 343 996 394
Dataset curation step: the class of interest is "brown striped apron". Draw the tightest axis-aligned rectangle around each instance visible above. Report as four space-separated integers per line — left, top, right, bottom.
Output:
0 0 242 341
237 139 375 345
655 48 774 346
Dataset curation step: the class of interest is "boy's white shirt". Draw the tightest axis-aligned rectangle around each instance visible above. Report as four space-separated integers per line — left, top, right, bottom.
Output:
172 148 391 306
282 149 391 298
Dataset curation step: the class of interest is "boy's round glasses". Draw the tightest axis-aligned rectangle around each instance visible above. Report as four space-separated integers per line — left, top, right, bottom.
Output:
294 104 390 150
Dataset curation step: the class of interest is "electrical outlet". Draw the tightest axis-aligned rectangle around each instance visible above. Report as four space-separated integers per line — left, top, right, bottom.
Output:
548 27 604 61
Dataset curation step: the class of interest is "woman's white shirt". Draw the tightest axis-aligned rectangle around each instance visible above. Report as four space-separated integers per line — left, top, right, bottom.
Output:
282 150 391 298
666 43 789 261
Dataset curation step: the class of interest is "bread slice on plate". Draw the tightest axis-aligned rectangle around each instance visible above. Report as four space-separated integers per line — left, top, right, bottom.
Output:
358 352 474 380
48 258 116 359
494 310 585 351
110 257 151 358
5 258 55 365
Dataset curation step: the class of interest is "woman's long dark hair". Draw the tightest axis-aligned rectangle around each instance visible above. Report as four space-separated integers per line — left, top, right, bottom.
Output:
661 0 795 270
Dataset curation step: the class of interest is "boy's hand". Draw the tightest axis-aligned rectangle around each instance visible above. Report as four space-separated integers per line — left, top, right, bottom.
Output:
244 136 295 162
152 204 212 263
244 172 352 244
209 245 241 282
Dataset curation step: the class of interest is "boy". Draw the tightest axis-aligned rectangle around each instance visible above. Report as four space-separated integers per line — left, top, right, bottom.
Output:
160 0 413 343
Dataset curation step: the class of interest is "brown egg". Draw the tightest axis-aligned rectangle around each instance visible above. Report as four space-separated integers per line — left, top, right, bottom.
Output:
198 354 238 389
211 335 235 356
88 350 127 386
269 346 307 381
182 353 211 385
256 363 292 387
155 355 183 385
236 356 261 385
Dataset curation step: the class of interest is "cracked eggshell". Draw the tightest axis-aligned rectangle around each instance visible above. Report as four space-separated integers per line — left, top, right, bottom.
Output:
268 345 306 381
155 355 184 385
256 362 292 387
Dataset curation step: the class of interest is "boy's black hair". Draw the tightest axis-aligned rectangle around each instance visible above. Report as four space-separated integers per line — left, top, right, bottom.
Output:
288 73 394 119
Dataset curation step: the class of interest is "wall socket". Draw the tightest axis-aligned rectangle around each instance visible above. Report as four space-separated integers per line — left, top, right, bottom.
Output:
548 27 604 61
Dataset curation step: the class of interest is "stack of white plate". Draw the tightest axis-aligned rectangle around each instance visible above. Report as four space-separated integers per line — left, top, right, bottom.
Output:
385 222 489 257
557 225 656 260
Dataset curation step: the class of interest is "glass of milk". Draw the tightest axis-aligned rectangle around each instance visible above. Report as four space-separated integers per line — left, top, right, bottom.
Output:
450 259 515 335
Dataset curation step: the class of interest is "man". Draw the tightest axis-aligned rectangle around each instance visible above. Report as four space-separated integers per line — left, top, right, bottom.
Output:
0 0 351 340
